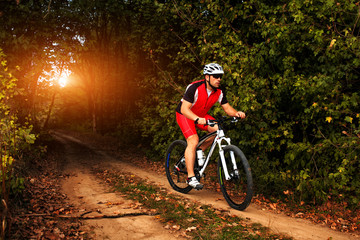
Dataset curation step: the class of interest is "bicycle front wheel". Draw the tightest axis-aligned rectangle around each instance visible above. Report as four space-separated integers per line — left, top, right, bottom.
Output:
218 145 253 211
165 140 192 193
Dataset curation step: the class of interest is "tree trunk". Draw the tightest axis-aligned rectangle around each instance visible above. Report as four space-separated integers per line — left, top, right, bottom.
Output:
92 96 97 134
42 91 57 130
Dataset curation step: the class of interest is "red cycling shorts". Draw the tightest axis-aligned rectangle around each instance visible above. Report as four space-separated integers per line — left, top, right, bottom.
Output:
176 112 215 139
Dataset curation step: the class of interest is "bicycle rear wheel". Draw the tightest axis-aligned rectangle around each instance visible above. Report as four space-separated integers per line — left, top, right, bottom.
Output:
165 140 192 193
217 145 253 210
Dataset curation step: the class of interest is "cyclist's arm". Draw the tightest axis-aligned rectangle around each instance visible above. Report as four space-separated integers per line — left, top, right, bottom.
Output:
181 100 207 125
221 103 246 119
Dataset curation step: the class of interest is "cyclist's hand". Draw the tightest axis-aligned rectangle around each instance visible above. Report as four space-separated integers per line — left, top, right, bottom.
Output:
235 111 246 119
197 118 207 125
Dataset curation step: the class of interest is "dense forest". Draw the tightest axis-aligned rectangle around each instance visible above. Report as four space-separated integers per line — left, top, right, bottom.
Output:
1 0 359 237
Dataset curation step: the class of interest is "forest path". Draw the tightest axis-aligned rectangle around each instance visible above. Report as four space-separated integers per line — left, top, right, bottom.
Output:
51 131 359 240
52 132 185 240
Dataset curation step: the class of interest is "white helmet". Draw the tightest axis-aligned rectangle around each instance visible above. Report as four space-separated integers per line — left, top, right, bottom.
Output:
203 63 224 75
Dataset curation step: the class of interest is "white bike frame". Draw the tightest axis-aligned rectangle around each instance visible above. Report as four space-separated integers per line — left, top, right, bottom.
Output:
197 128 239 180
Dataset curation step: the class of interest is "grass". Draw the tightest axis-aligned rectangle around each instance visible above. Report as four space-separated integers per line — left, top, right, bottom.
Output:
95 169 292 240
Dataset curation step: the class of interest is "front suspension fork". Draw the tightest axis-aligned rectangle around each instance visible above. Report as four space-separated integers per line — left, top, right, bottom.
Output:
219 148 239 180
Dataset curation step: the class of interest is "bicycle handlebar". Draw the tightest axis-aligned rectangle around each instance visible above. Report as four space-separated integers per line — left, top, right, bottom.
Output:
206 116 239 127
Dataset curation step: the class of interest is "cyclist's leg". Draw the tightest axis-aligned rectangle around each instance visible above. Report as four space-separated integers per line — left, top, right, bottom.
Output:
185 134 198 178
176 112 198 178
184 134 204 189
176 113 203 189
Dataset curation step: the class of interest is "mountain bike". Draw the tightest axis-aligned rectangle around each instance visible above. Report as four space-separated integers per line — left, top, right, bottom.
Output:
165 117 253 211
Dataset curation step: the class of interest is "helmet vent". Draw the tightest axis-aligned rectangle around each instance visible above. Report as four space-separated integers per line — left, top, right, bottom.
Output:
203 63 224 75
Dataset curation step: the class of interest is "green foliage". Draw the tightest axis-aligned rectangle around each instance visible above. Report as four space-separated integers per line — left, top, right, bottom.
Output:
1 49 36 238
133 0 360 208
2 0 359 209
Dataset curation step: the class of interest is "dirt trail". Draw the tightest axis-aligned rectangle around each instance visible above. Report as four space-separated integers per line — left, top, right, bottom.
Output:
52 131 359 240
53 132 184 240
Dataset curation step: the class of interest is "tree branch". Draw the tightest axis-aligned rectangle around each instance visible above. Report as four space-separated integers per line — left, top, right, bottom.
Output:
43 0 52 19
22 211 159 219
150 58 183 95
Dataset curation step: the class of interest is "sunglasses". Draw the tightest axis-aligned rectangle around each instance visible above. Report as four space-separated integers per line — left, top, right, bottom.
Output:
212 74 223 79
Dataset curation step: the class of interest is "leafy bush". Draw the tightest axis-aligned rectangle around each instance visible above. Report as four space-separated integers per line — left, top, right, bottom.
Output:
135 1 360 208
0 49 36 238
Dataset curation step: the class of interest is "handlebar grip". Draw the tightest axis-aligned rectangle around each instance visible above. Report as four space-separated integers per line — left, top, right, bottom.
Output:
205 117 239 127
231 117 239 123
206 119 216 127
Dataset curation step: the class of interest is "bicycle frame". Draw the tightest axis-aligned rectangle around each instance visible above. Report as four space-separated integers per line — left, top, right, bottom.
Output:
197 126 238 181
166 116 253 210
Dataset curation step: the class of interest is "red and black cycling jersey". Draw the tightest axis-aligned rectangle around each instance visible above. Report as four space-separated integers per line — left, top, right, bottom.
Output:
176 79 228 117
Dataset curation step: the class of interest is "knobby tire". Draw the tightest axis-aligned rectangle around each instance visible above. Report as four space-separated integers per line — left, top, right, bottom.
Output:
218 145 253 211
165 140 192 193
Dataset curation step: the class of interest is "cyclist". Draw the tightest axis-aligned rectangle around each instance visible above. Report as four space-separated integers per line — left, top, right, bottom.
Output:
176 63 246 190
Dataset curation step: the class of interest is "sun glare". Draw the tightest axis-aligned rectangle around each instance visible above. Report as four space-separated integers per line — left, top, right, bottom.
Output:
57 69 71 87
44 67 71 88
58 75 68 87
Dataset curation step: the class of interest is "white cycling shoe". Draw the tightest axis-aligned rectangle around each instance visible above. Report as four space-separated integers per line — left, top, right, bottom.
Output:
187 176 203 190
